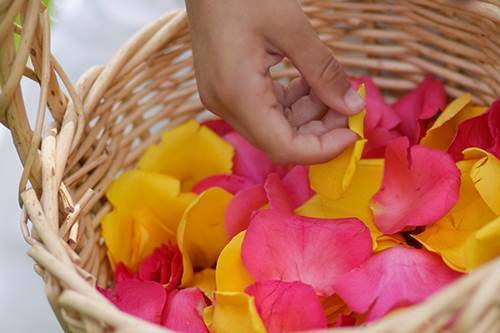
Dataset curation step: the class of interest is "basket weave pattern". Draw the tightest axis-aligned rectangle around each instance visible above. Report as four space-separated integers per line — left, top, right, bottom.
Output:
0 0 499 332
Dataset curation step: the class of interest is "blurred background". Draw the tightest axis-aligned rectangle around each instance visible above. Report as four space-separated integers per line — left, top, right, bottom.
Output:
0 0 183 331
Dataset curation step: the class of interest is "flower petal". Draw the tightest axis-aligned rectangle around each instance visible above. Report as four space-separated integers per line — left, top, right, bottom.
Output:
281 165 314 207
202 119 234 136
310 140 366 200
138 244 183 292
264 173 294 213
162 288 210 333
103 279 167 324
246 281 328 333
371 137 460 234
298 159 385 249
448 113 491 161
333 247 461 321
138 120 234 191
469 150 500 215
216 232 254 293
178 187 233 285
393 76 446 143
204 292 266 333
225 184 267 239
189 269 216 300
414 158 498 271
224 132 287 183
192 174 253 195
242 210 372 296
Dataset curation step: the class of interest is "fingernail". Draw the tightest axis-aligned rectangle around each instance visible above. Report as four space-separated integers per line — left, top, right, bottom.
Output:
344 88 364 113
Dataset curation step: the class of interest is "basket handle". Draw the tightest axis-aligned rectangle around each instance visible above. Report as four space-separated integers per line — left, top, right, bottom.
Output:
0 0 73 196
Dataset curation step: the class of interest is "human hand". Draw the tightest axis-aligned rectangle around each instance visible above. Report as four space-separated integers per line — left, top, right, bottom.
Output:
185 0 364 164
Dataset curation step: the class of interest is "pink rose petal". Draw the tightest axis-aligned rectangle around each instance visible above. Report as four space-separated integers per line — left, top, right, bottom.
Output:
393 76 446 143
162 288 209 333
264 173 294 213
224 132 287 183
225 184 268 239
246 281 327 333
242 210 373 296
103 279 167 324
363 127 403 158
192 174 253 195
333 247 461 321
281 165 314 207
138 244 183 292
201 119 234 137
336 315 356 327
448 99 500 160
372 137 460 234
114 263 133 284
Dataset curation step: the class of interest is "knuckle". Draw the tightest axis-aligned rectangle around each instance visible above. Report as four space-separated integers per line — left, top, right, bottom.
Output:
197 85 217 110
317 55 344 84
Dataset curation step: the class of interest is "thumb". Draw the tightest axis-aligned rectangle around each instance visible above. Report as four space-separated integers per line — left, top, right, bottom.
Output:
274 24 364 116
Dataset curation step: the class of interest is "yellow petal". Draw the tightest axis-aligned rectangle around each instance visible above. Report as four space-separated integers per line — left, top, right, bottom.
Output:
101 210 133 269
299 159 384 249
106 169 194 234
178 187 233 285
414 159 497 272
309 139 366 200
348 84 366 138
138 120 234 191
203 292 266 333
189 268 216 300
421 94 486 151
216 231 254 292
468 216 500 267
470 152 500 215
374 234 407 253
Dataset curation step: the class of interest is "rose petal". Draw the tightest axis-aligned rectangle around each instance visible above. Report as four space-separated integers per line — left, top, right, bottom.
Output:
138 120 234 191
448 113 491 160
488 100 500 156
246 281 328 333
189 269 216 300
192 174 254 195
138 244 183 292
224 132 287 183
103 279 167 324
178 187 233 285
371 137 460 234
225 184 267 239
393 76 446 143
299 159 385 249
264 173 294 213
281 165 314 207
162 288 210 333
216 232 254 292
363 127 402 158
333 247 461 321
203 291 266 333
469 149 500 215
202 119 234 137
242 210 372 296
114 263 133 284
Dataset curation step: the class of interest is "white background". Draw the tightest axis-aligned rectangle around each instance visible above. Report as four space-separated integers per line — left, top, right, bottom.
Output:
0 1 184 331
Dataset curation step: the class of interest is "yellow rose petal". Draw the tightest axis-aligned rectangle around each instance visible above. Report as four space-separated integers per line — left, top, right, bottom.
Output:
348 84 366 138
299 159 384 250
189 268 216 300
203 292 266 333
216 231 254 292
470 152 500 215
421 93 487 151
178 187 233 285
138 120 234 191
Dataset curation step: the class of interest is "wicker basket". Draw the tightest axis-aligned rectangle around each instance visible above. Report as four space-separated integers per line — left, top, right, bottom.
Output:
1 0 499 332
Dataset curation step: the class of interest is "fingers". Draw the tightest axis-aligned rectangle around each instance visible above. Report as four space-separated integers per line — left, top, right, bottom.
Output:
269 10 364 116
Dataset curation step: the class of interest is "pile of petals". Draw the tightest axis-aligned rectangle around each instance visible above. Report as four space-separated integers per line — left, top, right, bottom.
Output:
99 76 500 332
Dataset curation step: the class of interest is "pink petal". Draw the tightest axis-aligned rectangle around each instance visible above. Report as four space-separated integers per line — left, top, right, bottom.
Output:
224 132 287 183
192 174 253 195
225 184 268 239
114 263 133 284
335 315 356 327
242 210 373 296
104 279 167 324
393 76 446 143
333 247 461 321
281 165 314 207
138 244 183 292
363 127 403 158
201 119 234 137
372 137 460 234
246 281 327 333
162 288 209 333
264 173 294 213
448 99 500 160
